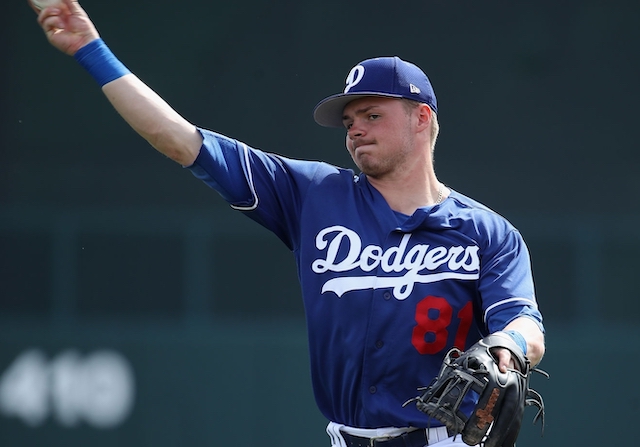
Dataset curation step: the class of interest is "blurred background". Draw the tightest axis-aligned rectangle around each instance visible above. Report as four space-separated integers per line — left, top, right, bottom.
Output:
1 0 639 445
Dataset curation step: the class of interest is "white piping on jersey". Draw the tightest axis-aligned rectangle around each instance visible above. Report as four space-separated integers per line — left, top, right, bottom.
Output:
230 143 259 211
322 271 479 300
483 297 537 323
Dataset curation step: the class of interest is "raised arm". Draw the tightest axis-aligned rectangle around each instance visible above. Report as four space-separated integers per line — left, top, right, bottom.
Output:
29 0 202 166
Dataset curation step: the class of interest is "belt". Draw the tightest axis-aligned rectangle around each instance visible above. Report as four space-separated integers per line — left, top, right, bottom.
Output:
340 428 438 447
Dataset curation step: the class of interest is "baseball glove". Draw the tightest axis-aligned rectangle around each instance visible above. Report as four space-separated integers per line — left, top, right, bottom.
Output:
405 333 547 447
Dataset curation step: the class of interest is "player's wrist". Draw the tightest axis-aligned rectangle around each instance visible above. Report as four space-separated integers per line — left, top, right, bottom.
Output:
74 38 131 87
501 330 528 355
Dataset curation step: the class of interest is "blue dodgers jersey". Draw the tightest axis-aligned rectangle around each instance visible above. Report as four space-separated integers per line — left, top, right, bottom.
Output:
188 129 543 429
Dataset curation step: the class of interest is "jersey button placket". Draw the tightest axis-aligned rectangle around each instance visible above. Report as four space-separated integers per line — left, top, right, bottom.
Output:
362 231 405 409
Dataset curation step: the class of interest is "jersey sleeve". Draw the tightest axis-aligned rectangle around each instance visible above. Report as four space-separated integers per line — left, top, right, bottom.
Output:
478 227 544 334
187 129 257 206
186 128 323 250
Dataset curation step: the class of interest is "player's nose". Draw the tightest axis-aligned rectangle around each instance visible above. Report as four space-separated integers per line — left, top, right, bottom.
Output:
347 120 365 139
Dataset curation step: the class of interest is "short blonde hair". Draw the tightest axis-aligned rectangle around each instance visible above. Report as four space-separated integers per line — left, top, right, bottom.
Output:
402 99 439 152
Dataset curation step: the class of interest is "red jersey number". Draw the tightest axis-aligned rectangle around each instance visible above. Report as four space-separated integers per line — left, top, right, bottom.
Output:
411 296 473 355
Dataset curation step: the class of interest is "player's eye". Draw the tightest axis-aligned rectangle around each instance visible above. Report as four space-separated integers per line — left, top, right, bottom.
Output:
368 114 380 120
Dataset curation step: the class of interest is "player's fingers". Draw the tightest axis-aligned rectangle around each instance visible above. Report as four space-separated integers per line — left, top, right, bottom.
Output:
42 17 64 36
41 14 65 34
494 348 513 373
37 5 62 27
64 0 83 15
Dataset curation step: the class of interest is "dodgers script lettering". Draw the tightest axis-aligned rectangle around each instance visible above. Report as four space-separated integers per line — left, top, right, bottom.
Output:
312 226 480 299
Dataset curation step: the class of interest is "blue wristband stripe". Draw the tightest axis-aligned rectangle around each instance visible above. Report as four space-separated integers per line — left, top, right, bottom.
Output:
503 330 528 355
74 39 131 87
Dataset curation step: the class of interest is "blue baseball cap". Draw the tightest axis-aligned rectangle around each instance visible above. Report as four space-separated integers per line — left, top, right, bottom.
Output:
313 56 438 128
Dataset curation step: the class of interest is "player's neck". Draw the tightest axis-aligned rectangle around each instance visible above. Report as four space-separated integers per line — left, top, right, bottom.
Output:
367 171 446 216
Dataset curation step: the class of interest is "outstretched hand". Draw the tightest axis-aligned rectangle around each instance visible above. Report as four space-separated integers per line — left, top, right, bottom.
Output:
29 0 99 56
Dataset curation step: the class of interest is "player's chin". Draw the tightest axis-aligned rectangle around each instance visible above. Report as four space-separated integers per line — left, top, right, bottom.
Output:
353 146 376 160
356 159 387 178
353 153 371 172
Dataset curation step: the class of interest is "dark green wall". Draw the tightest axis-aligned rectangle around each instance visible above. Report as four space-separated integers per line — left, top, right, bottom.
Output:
2 0 639 446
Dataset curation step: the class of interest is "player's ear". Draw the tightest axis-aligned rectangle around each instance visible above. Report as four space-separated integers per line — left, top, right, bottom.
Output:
416 104 433 131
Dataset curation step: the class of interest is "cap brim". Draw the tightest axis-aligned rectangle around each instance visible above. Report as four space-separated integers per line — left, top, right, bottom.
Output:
313 92 404 128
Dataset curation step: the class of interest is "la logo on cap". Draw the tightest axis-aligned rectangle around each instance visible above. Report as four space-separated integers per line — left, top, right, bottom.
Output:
344 65 365 93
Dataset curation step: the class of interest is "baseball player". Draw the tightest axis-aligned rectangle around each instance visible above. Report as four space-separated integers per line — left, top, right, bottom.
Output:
30 1 545 446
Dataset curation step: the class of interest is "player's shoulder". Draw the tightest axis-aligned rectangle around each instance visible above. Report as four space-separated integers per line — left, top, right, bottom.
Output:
279 155 354 178
442 189 519 237
203 128 356 180
447 190 499 215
